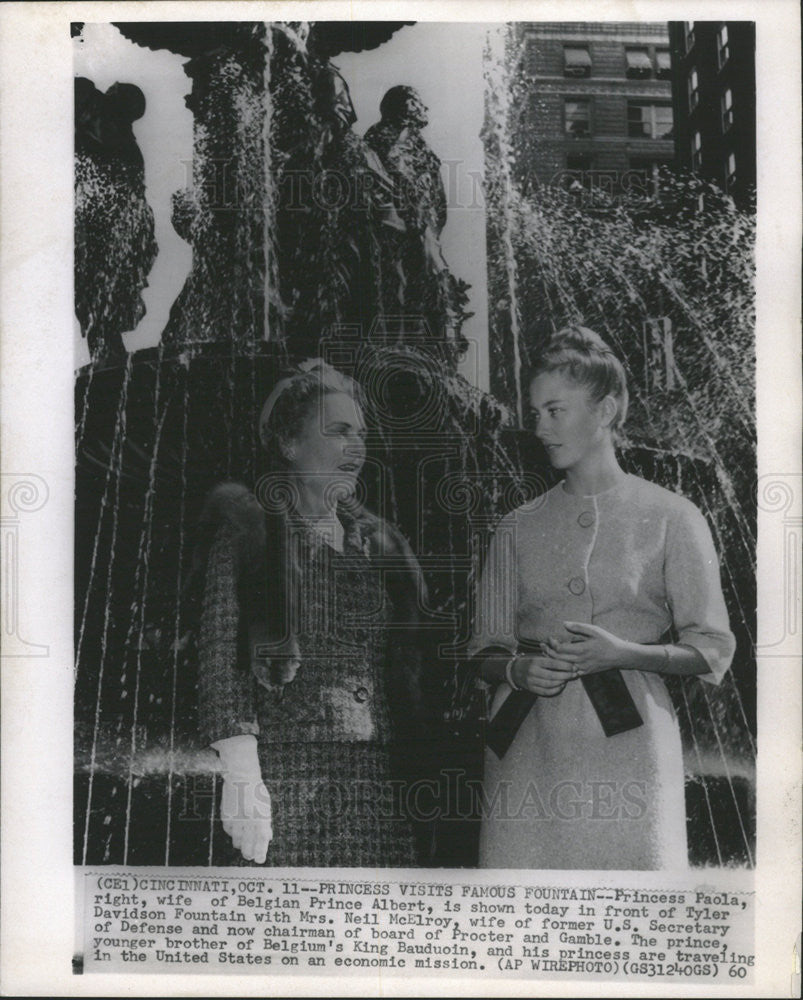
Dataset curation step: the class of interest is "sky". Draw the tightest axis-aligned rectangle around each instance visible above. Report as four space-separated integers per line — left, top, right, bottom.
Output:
73 21 490 386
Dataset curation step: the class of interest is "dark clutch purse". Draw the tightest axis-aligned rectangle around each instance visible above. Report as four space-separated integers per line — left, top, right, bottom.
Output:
485 640 644 759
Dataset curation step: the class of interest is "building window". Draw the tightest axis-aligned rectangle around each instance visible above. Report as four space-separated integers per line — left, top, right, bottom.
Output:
656 49 672 80
654 105 674 140
691 130 702 170
721 87 734 132
688 68 699 112
717 24 730 68
726 152 737 190
625 47 652 79
627 102 674 140
564 45 591 78
565 99 591 137
685 21 696 52
566 153 593 171
565 154 593 192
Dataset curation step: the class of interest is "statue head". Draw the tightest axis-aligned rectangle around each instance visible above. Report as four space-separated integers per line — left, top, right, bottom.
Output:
378 86 428 129
104 82 147 124
74 77 147 168
74 77 156 360
313 65 357 133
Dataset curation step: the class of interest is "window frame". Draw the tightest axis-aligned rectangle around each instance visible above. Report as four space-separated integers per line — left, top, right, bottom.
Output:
717 23 730 69
564 153 594 192
691 130 703 170
687 68 700 112
625 46 653 80
564 97 592 138
563 44 592 78
655 49 672 80
726 151 737 190
627 101 674 141
721 87 734 133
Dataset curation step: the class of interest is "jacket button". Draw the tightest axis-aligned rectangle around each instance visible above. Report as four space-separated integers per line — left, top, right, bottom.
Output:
577 511 595 528
568 577 586 595
354 686 369 703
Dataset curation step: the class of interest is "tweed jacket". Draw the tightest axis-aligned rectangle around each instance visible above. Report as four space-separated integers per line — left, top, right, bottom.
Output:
196 483 429 748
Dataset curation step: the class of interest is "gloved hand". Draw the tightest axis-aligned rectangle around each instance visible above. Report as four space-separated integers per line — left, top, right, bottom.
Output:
212 734 272 864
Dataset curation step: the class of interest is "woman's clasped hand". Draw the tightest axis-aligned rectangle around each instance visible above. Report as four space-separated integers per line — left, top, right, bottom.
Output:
508 653 576 695
543 621 635 675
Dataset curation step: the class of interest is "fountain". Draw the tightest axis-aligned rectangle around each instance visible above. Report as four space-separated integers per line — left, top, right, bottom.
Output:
74 20 529 866
483 24 756 866
74 21 755 868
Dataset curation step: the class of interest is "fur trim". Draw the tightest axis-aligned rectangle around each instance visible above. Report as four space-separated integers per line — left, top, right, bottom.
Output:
196 481 426 717
198 481 266 575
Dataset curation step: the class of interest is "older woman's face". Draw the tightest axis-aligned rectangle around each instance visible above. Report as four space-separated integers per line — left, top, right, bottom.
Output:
286 391 366 492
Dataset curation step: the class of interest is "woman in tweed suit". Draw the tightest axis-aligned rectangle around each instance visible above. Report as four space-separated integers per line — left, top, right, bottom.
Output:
196 361 429 867
469 328 735 869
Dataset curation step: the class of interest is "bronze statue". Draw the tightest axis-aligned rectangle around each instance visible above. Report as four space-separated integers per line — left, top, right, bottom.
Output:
365 86 470 349
74 78 157 361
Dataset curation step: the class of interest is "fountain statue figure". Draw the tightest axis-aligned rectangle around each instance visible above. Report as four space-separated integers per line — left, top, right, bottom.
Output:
365 85 472 353
74 77 157 361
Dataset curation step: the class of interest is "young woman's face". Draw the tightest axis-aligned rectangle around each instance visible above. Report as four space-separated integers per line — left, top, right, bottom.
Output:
529 371 609 471
285 391 367 492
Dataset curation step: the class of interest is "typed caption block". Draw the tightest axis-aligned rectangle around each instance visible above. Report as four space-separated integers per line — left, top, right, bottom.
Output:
78 868 754 983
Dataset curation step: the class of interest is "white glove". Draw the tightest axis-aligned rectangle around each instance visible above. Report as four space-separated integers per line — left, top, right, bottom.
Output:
212 734 272 864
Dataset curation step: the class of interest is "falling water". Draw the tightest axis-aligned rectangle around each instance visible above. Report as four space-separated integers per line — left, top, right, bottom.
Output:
483 25 524 427
74 21 756 869
481 37 757 864
262 23 275 344
164 376 189 865
121 343 169 864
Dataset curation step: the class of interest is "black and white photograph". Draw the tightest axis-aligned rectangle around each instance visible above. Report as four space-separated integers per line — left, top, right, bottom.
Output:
72 16 756 873
0 2 800 995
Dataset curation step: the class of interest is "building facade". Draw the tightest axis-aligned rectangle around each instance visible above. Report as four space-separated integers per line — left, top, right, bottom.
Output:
668 21 756 206
514 22 674 196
